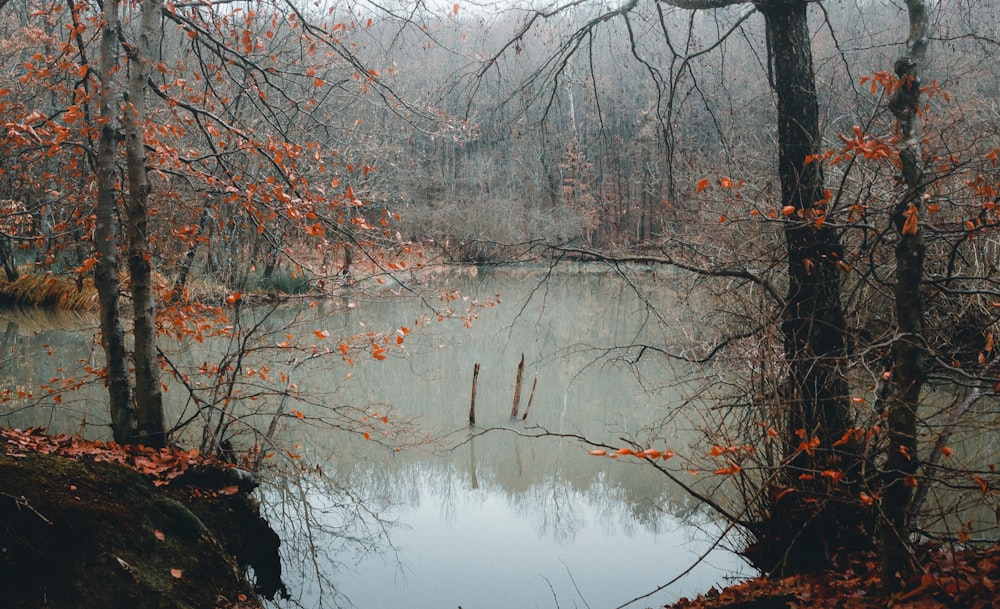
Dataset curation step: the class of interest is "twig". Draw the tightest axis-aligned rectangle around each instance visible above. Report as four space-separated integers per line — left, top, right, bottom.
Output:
1 491 53 525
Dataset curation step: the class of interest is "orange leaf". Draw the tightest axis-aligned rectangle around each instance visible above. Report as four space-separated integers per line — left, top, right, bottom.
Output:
940 446 954 456
782 205 797 217
170 568 183 579
154 529 166 541
314 329 330 339
218 485 239 496
973 475 989 494
713 464 741 475
77 256 98 273
363 432 371 440
696 179 710 193
292 409 304 419
901 205 918 235
720 177 732 189
820 470 844 483
339 344 349 355
588 449 606 456
615 447 635 456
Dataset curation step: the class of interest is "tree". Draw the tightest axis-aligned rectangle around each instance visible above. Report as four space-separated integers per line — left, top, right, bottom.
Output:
94 0 159 445
880 0 930 586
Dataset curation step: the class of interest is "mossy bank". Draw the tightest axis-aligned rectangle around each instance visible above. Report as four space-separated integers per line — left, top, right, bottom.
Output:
0 432 286 609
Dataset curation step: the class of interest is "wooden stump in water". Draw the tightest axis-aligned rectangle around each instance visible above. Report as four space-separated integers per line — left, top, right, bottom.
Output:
510 353 525 419
469 362 480 426
521 374 538 421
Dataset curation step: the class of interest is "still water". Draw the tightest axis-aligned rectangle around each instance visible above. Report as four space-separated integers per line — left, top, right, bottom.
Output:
0 265 748 608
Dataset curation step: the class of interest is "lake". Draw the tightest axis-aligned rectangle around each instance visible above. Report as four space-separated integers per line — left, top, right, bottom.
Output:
0 265 748 608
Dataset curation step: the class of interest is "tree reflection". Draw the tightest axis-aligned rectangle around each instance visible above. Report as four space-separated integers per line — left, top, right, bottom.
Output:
259 465 400 609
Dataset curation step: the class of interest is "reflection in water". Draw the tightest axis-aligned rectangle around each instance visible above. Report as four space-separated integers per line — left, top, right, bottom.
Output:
0 267 747 608
266 451 744 609
260 470 398 609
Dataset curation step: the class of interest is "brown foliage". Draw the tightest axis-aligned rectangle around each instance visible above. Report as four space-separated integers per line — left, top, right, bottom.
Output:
670 546 1000 609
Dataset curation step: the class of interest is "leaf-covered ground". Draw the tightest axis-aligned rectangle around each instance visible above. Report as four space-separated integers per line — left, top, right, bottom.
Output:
0 427 282 609
668 545 1000 609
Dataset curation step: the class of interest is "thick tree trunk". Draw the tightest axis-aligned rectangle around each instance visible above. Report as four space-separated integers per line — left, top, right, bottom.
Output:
880 0 930 588
95 0 137 444
750 1 867 574
762 0 851 460
124 0 166 447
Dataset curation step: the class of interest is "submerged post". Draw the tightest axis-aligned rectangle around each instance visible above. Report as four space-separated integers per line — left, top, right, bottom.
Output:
469 362 480 426
510 353 525 419
521 374 538 422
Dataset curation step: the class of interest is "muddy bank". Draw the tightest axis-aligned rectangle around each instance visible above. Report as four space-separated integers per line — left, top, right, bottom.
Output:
0 428 286 609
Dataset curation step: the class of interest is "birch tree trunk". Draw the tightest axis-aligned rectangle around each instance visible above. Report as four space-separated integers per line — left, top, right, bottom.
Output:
880 0 931 587
95 0 137 444
124 0 166 447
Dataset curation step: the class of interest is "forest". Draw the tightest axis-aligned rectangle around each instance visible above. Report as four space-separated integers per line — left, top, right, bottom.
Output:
2 0 1000 607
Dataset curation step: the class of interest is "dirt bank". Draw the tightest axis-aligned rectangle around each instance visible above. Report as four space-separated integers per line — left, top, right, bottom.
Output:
0 427 286 609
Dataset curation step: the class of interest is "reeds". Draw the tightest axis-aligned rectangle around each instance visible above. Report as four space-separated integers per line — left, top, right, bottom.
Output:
0 273 97 310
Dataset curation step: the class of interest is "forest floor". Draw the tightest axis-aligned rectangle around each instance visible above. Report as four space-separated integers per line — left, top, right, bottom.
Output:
0 427 285 609
665 544 1000 609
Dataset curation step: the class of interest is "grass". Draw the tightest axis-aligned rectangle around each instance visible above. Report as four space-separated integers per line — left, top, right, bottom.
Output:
0 272 97 310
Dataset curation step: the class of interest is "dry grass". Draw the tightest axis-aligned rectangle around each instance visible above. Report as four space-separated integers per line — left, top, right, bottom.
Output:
0 272 98 310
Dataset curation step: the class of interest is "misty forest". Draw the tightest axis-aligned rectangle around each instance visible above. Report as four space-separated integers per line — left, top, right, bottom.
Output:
2 1 1000 608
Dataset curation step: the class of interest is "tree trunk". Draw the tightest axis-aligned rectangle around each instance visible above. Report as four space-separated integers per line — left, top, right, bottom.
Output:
173 204 211 298
880 0 930 588
750 0 867 573
0 233 18 282
95 0 137 445
124 0 166 447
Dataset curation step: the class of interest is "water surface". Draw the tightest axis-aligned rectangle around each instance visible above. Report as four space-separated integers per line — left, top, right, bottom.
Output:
0 266 748 608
